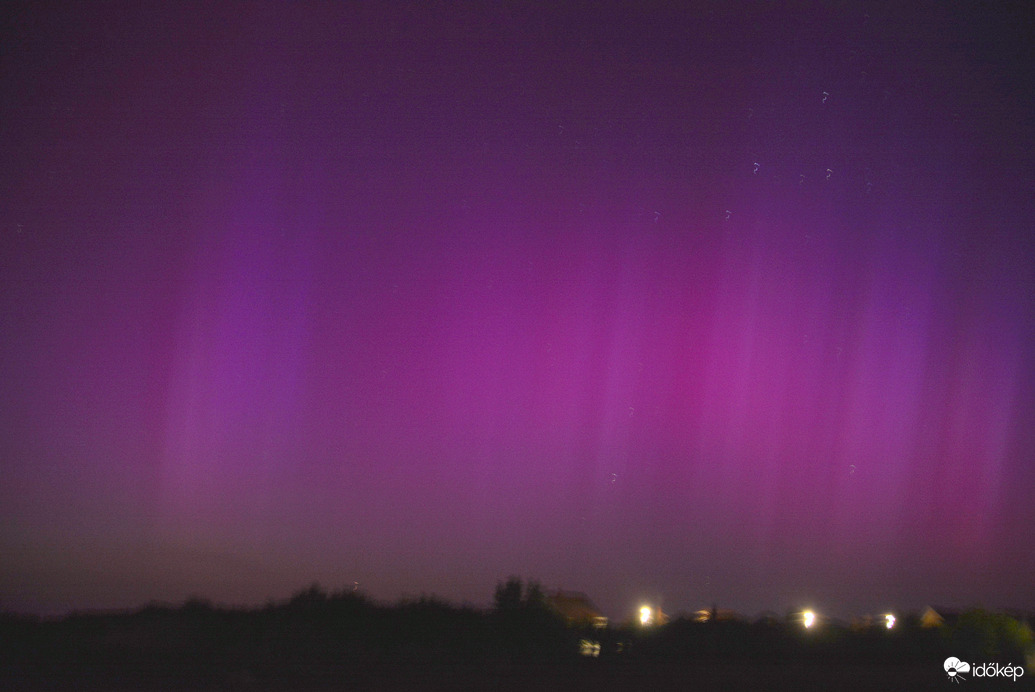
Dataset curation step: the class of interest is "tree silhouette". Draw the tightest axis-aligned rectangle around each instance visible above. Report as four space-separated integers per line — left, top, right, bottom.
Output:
491 576 573 660
494 576 524 613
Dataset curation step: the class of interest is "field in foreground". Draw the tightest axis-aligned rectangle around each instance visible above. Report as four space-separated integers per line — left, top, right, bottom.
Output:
2 586 1031 691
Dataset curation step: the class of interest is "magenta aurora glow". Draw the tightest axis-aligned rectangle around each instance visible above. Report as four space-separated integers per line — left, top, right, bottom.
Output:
1 2 1033 620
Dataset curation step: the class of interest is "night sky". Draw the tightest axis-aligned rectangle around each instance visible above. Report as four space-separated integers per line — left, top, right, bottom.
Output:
2 2 1033 620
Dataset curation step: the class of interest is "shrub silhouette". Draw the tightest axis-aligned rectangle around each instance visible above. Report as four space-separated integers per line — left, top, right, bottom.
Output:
947 609 1034 661
492 576 576 660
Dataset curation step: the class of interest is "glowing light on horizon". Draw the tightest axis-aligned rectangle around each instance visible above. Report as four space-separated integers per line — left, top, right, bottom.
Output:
885 613 896 629
640 606 654 626
579 639 601 657
803 610 816 628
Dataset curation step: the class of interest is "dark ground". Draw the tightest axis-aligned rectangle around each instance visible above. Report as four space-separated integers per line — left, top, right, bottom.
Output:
0 660 1002 692
2 587 1031 691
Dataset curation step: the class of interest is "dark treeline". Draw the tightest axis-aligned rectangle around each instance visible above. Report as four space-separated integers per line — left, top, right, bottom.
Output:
1 579 1031 691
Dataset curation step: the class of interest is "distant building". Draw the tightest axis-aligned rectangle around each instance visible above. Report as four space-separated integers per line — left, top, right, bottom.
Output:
920 607 944 628
921 607 963 629
850 613 897 631
693 607 744 623
546 591 608 629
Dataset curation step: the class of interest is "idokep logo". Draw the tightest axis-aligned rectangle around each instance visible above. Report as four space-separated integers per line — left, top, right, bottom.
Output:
944 657 970 683
944 656 1026 683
